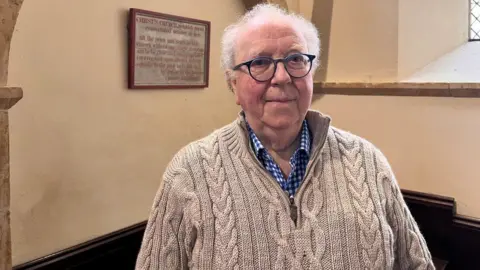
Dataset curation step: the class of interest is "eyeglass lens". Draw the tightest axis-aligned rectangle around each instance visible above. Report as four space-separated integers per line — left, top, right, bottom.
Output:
249 54 312 81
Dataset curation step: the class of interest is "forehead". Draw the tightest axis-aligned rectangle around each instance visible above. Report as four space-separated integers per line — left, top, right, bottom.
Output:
236 22 307 60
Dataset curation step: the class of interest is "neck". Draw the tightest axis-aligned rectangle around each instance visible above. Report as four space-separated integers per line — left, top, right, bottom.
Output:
248 119 303 161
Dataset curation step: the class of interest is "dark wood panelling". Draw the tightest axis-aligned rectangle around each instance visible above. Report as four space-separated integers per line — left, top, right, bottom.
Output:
402 190 480 269
402 189 455 261
12 190 480 269
13 221 146 270
448 215 480 269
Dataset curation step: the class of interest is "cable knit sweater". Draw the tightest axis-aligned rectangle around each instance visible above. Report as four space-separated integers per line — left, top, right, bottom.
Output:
135 110 434 270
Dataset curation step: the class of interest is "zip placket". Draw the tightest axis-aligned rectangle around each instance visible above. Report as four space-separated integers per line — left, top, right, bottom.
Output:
242 118 330 227
247 148 322 227
289 194 298 225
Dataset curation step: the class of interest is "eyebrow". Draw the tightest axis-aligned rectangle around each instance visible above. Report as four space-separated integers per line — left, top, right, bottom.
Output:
248 48 306 60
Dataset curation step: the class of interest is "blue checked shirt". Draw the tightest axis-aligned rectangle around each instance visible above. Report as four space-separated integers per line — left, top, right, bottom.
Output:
247 120 311 197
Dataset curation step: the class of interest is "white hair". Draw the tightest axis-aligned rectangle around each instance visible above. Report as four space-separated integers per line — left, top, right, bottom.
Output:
220 3 321 86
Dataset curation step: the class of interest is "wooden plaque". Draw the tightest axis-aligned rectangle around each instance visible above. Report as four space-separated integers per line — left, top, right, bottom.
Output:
128 8 210 89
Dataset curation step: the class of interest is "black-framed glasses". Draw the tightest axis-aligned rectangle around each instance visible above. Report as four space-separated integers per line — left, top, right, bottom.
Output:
232 53 316 82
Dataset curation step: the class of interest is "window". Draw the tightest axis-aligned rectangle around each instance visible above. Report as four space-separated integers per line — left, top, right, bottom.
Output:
471 0 480 40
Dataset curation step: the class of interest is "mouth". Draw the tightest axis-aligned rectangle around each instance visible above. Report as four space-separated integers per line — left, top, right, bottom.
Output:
265 98 296 103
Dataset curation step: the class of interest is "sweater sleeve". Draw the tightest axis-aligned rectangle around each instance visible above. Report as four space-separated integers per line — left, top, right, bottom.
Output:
373 148 435 270
135 167 196 270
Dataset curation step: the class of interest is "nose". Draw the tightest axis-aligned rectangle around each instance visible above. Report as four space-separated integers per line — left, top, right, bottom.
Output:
271 62 292 85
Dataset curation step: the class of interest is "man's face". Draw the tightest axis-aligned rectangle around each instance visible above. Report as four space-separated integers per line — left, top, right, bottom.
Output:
231 22 313 131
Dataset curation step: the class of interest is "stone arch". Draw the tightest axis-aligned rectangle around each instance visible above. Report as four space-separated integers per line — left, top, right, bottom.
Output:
0 0 24 85
0 1 24 269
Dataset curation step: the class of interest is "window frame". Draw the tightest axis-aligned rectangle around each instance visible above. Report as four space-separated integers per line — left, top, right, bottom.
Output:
470 0 480 41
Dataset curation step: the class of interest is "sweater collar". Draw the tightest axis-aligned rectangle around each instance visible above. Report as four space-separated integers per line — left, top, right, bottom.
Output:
236 109 331 158
245 118 311 158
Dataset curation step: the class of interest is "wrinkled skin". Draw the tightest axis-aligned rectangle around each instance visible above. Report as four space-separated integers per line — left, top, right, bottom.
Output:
230 21 313 156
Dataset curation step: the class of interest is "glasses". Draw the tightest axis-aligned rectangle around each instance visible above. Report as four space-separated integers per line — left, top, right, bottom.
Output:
232 53 316 82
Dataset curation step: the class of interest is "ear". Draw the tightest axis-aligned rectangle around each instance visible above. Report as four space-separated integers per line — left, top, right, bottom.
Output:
226 71 241 105
230 78 241 105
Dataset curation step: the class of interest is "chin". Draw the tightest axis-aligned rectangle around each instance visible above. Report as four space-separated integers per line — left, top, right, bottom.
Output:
263 114 300 130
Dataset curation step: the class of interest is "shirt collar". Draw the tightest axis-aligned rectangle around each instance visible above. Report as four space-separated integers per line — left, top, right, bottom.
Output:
246 119 311 158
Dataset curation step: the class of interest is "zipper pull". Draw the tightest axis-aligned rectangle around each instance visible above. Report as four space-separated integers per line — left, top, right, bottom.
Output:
289 195 297 226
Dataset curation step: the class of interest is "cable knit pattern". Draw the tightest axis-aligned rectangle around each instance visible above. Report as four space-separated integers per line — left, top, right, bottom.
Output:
135 110 434 270
335 130 384 269
300 163 325 268
200 140 239 270
373 145 435 270
244 164 298 269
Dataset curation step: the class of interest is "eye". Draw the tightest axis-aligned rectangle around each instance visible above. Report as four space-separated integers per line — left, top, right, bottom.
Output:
251 58 272 67
289 54 306 63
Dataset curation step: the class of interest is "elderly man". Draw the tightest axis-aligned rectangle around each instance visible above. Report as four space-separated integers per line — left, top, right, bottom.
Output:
136 3 434 269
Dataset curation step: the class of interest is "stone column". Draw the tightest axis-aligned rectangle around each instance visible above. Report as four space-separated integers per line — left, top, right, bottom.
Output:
0 88 22 270
0 87 22 270
0 1 24 269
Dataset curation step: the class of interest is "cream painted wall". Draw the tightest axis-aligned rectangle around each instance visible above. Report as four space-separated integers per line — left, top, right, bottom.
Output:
313 0 480 219
397 0 469 80
8 0 244 265
311 95 480 218
324 0 469 81
403 42 480 82
326 0 399 82
7 0 480 265
297 0 314 20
